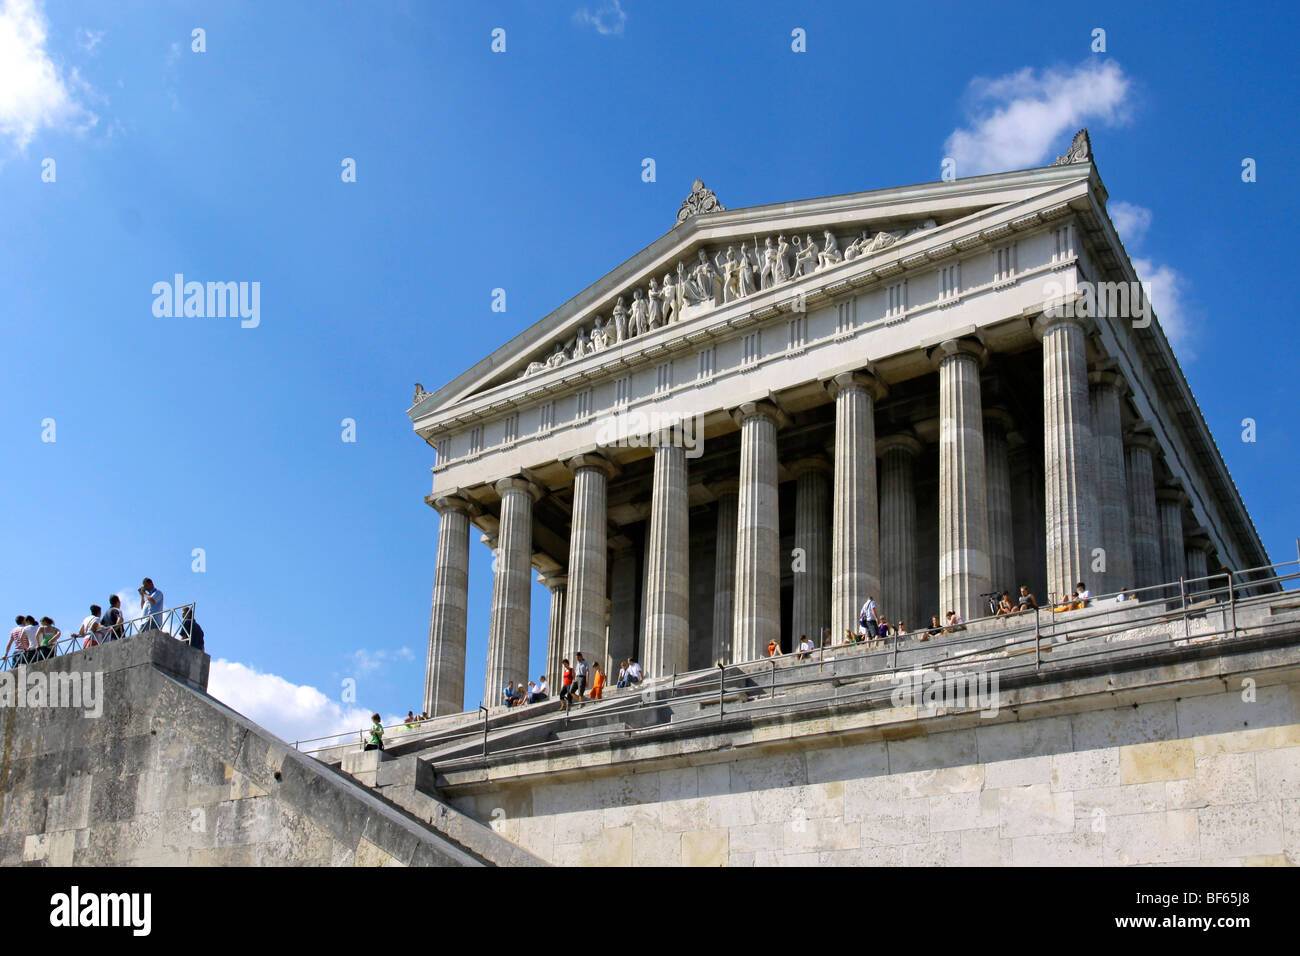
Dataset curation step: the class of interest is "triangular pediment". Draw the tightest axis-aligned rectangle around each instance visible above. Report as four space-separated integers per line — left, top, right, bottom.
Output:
410 161 1098 423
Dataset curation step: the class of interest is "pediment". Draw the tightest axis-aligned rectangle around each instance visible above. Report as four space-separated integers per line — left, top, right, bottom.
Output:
410 162 1096 422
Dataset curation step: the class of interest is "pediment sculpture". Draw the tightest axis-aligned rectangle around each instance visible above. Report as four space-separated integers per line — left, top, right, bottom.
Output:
516 218 937 379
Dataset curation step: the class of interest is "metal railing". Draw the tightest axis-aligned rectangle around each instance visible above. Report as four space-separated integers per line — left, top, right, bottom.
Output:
2 603 197 670
298 555 1300 763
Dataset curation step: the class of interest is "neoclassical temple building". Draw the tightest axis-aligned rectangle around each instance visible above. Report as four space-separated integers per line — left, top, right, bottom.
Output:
408 131 1269 716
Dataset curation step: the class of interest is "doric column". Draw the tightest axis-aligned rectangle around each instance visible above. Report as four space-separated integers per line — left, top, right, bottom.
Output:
484 476 543 705
709 480 739 664
828 371 884 641
423 494 475 716
561 453 617 663
877 434 922 632
539 571 567 688
1124 423 1163 591
1157 480 1188 595
1089 364 1134 596
643 445 690 677
732 400 785 663
607 538 638 671
1008 430 1047 601
791 458 831 648
983 408 1016 602
930 339 991 621
1034 313 1099 603
1185 528 1212 593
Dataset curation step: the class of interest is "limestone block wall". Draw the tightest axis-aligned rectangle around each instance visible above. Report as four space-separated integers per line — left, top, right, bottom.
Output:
447 680 1300 866
0 632 503 866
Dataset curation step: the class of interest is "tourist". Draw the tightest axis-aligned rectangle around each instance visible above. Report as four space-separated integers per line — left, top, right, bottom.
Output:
616 660 628 687
179 606 204 651
404 710 418 728
943 611 965 633
796 634 813 660
1075 581 1091 607
1053 588 1078 613
572 652 589 702
5 615 30 666
625 658 643 686
1116 587 1135 603
1016 586 1038 611
529 675 549 703
34 617 60 660
502 681 518 707
995 592 1014 615
844 628 859 646
75 605 104 648
590 662 606 700
364 714 384 751
896 620 909 637
859 596 878 637
139 578 164 631
101 595 124 641
767 638 781 657
559 659 576 710
876 617 891 644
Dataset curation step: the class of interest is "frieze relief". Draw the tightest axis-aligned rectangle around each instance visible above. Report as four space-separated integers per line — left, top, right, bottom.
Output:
518 218 937 379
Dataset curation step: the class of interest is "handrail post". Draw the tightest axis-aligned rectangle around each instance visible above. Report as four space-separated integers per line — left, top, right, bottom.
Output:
1034 605 1041 670
770 658 776 699
1228 570 1237 638
1181 576 1189 640
891 626 898 672
479 704 489 759
717 663 725 719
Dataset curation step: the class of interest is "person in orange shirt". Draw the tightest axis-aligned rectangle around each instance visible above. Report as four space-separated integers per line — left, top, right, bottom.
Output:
767 639 780 657
590 661 606 700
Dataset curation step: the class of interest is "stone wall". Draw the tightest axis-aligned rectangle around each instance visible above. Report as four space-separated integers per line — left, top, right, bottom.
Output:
442 675 1300 866
0 631 520 866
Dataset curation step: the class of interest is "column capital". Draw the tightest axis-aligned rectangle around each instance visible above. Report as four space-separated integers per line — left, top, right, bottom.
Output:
789 456 832 478
536 571 568 592
926 336 989 370
982 407 1016 435
1088 359 1130 395
730 399 789 429
1185 528 1213 554
707 478 741 498
1123 420 1161 453
876 433 923 459
564 451 619 480
824 368 887 402
494 475 546 502
425 492 479 517
1032 309 1098 340
480 532 498 549
1156 479 1186 505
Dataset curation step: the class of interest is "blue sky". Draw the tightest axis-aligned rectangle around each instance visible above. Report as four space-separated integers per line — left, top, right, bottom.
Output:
2 0 1297 743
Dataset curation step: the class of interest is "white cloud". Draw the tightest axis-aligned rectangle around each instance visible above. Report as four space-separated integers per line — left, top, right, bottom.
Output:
0 0 97 150
573 0 626 36
1108 200 1151 246
77 27 103 53
349 645 414 676
944 60 1131 176
1132 257 1192 355
207 659 401 746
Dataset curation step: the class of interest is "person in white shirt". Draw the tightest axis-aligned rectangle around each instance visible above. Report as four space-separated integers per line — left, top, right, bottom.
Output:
6 615 30 665
75 606 104 648
1075 581 1091 606
626 659 643 685
139 578 164 630
796 635 814 660
860 597 878 632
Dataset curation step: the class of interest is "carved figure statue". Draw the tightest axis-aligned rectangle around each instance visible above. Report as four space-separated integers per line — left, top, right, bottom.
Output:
776 235 793 282
629 288 649 337
715 246 742 303
573 326 591 359
647 279 664 329
546 342 567 368
590 315 609 351
662 272 678 324
793 234 817 277
691 249 717 305
612 296 629 343
759 237 778 289
738 242 758 297
816 230 842 271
